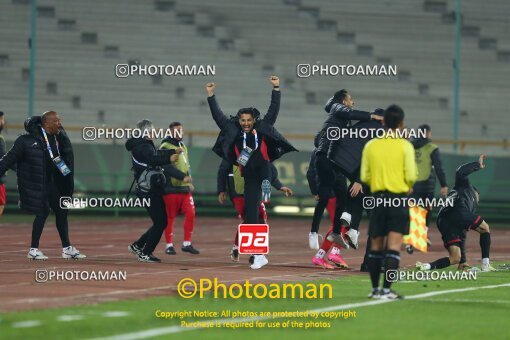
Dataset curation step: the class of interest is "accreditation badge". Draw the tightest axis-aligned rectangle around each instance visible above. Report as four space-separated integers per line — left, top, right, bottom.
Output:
237 146 253 166
52 156 72 176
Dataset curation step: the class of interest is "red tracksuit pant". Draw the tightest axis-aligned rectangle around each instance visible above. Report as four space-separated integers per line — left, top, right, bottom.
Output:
163 192 195 244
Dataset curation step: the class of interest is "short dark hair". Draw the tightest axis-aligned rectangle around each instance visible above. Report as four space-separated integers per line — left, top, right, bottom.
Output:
333 89 349 104
169 121 182 129
384 105 405 129
236 107 260 120
418 124 431 132
0 111 4 117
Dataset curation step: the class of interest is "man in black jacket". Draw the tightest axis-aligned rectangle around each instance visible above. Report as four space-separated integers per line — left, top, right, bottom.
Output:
0 111 85 260
126 119 181 263
206 76 297 269
416 155 496 272
217 159 293 261
307 144 348 269
315 90 382 247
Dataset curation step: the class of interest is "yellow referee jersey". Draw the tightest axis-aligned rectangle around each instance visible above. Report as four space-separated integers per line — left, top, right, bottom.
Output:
361 134 418 194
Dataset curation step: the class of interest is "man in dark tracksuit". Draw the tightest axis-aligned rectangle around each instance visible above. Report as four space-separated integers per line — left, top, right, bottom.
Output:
307 144 347 269
307 136 336 243
217 159 293 261
416 155 495 272
408 124 448 253
159 122 197 256
126 119 180 263
315 89 383 247
0 112 85 260
328 112 385 271
206 76 297 269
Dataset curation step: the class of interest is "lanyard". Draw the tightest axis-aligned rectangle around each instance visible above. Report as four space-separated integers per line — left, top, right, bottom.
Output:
243 129 258 150
178 141 188 165
132 156 148 167
41 128 59 159
178 141 192 178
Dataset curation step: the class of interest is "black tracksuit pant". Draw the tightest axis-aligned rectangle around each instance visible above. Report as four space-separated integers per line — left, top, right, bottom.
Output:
243 162 270 224
134 194 167 255
315 153 347 234
31 181 71 249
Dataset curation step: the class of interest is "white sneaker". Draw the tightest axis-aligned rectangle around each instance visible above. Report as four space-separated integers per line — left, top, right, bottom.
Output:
27 248 48 261
62 246 86 260
481 264 497 272
309 232 319 250
326 233 350 249
344 228 360 249
250 255 268 269
416 261 430 271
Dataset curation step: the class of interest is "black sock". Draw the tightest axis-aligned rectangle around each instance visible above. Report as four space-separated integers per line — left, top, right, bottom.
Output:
430 257 451 270
480 233 491 259
367 251 384 289
383 250 400 289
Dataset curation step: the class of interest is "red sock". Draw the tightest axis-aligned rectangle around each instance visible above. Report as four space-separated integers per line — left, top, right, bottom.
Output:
182 194 196 242
320 226 334 252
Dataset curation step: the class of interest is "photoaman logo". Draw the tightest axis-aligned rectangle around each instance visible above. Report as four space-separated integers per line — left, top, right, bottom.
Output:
238 224 269 254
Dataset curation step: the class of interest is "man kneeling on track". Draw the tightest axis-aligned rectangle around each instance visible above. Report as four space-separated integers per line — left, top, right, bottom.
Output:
416 155 496 272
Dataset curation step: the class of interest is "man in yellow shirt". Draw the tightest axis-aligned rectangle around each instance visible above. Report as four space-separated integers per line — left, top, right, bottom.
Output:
361 105 417 300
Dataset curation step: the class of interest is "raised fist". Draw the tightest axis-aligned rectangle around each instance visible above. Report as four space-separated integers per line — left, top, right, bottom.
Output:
269 75 279 87
206 82 216 96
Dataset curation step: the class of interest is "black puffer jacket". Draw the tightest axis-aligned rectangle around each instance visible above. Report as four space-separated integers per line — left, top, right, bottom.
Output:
208 90 298 162
0 116 74 214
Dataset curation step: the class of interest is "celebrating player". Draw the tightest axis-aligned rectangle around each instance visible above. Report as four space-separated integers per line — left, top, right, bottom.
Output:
314 89 383 247
206 76 297 269
217 160 293 262
306 139 347 269
416 155 496 272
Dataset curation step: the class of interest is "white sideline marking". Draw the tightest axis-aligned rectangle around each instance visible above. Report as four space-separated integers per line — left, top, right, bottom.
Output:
12 320 42 328
426 298 510 304
57 315 85 322
103 311 130 318
90 282 510 340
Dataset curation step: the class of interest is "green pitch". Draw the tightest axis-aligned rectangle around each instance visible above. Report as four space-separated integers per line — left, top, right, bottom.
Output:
1 265 509 340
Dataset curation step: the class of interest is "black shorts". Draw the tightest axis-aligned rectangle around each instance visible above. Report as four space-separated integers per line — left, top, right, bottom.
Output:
437 213 482 249
437 217 465 249
368 192 410 238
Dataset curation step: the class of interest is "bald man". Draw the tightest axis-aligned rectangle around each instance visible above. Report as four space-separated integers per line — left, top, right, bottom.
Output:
0 111 86 260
